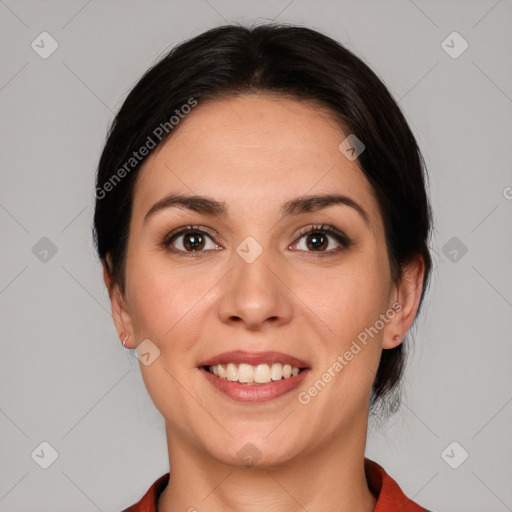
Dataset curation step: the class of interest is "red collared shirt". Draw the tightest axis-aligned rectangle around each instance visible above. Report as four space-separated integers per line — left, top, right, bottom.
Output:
121 457 432 511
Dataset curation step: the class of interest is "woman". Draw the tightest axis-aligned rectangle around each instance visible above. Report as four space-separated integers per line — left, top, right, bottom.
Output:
93 23 434 512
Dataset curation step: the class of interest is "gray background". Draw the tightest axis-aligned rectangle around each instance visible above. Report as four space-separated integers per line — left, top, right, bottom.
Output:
1 0 511 511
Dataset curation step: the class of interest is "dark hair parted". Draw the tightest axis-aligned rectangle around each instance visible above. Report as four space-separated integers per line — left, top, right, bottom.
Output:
93 23 433 420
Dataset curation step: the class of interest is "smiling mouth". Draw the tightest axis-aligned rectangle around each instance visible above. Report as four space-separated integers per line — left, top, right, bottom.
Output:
202 362 307 385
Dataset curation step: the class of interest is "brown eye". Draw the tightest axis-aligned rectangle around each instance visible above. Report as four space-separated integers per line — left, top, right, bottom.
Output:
291 225 351 255
304 232 329 251
163 226 221 254
179 232 207 251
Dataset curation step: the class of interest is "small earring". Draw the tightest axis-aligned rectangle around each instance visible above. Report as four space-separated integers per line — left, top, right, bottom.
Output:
122 334 129 347
393 334 400 341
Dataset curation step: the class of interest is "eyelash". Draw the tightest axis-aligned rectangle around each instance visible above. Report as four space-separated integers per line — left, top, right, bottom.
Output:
161 224 352 258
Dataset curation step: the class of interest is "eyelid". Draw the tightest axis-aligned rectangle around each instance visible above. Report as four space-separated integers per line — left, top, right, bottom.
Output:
293 223 346 241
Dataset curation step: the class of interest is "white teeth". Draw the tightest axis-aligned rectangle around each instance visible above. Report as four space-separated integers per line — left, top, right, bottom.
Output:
270 363 282 381
207 362 303 384
226 363 238 382
254 364 270 383
238 363 254 383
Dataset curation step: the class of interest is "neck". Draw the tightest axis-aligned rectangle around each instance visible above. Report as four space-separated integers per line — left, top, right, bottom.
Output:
157 417 378 512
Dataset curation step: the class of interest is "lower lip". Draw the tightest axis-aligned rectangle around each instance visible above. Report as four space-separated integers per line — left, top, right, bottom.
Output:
200 367 310 402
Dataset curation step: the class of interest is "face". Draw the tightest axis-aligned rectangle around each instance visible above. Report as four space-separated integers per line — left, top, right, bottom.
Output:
106 93 423 467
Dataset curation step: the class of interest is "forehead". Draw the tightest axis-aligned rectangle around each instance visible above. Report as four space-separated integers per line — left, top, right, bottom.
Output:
131 94 381 230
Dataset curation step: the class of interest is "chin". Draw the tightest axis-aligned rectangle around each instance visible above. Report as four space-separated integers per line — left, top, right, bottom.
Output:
209 439 302 469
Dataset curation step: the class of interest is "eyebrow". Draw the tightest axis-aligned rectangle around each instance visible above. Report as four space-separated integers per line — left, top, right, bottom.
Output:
143 192 371 227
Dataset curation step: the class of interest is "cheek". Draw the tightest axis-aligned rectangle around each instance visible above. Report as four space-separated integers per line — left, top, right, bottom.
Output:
305 266 387 413
126 263 189 343
307 259 388 342
126 257 217 361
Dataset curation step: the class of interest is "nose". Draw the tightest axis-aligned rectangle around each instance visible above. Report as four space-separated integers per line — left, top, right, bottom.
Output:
216 245 293 331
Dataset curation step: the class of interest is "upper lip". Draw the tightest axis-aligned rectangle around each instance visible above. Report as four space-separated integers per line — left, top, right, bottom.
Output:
198 350 310 368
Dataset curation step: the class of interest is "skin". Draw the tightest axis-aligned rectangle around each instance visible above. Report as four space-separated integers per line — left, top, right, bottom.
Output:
103 93 425 512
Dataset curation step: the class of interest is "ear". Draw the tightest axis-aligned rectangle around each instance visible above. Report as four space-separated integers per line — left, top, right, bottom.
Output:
102 255 135 348
383 255 425 350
